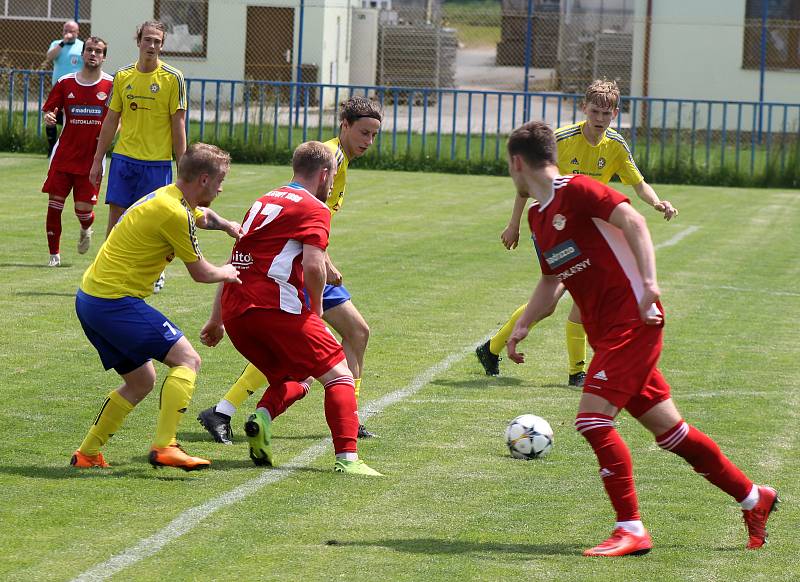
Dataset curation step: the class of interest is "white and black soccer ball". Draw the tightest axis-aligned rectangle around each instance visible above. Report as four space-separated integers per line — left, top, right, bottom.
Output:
505 414 554 460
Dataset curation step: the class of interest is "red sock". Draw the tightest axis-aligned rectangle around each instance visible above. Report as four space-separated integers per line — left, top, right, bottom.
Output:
575 413 640 521
256 380 309 420
46 200 64 254
657 420 753 502
323 376 358 454
75 209 95 230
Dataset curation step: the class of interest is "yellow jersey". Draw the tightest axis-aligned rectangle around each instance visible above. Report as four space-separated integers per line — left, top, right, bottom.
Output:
81 184 202 299
555 121 643 185
108 60 186 161
324 137 349 214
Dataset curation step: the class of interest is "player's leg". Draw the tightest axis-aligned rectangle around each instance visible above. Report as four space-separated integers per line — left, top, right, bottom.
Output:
565 302 588 388
575 392 652 557
73 174 99 254
197 362 267 444
45 194 66 266
633 389 779 550
322 289 376 438
318 362 381 476
148 336 210 471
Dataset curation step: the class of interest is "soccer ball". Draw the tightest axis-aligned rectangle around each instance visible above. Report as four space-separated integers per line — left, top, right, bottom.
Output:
505 414 554 460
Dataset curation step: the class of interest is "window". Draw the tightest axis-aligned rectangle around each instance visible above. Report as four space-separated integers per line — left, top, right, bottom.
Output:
154 0 209 58
743 0 800 70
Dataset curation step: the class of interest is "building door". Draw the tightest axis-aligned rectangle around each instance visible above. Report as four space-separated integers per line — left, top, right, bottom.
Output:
245 6 295 82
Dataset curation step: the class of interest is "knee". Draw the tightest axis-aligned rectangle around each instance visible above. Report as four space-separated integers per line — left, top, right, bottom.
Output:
353 320 370 347
184 350 202 373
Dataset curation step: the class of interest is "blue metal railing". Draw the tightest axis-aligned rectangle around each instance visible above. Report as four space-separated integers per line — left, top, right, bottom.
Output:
2 69 799 178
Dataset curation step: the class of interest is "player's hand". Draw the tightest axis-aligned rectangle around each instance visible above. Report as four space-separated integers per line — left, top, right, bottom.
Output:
639 284 663 325
506 326 530 364
89 159 103 188
63 30 77 44
220 264 241 284
654 201 678 221
500 225 520 250
326 264 342 286
44 110 57 126
225 221 244 241
199 321 225 347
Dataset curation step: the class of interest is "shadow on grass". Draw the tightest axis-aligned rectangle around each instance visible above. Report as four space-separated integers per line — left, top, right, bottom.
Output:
430 376 524 389
15 290 76 297
177 429 329 444
321 537 582 556
0 263 73 269
0 462 197 481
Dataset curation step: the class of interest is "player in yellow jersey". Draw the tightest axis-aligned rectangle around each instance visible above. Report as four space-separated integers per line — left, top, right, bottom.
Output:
198 97 383 444
475 79 678 385
71 143 243 471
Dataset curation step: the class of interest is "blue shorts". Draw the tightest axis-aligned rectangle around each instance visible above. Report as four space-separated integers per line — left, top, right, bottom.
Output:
75 289 184 374
106 153 172 209
304 284 352 312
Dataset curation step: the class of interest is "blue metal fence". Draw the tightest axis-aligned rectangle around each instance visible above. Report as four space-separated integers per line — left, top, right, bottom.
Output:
2 69 799 178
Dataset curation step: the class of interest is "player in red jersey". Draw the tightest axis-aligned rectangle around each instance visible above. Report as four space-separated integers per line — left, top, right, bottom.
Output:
41 37 113 266
200 141 382 476
504 121 778 556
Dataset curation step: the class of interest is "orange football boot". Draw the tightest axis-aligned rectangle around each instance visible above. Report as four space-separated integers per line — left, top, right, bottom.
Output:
148 443 211 472
583 527 652 557
70 450 110 468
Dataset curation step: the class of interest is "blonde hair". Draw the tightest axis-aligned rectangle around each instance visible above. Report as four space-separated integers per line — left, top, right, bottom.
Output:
178 143 231 181
292 141 336 177
584 79 621 110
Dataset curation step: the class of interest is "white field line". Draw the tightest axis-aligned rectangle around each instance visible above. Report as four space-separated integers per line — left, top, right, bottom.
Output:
72 340 487 582
654 225 700 250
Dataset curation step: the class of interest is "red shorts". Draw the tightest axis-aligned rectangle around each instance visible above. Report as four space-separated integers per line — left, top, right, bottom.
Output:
42 168 99 204
224 308 346 386
583 323 672 418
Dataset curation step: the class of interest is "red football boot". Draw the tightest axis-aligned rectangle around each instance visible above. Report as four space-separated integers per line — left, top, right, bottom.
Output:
742 485 779 549
583 527 652 557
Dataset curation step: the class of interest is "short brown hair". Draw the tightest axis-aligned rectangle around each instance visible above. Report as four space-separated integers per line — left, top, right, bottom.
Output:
178 143 231 181
136 20 167 43
339 96 383 125
507 121 557 169
292 141 336 178
584 78 621 110
83 36 108 57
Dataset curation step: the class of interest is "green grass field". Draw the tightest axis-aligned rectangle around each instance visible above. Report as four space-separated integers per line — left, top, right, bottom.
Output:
0 153 797 581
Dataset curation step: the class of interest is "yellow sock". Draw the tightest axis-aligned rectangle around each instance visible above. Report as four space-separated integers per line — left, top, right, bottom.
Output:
565 319 587 375
78 390 135 456
354 378 362 401
489 303 536 355
222 363 267 410
152 366 196 448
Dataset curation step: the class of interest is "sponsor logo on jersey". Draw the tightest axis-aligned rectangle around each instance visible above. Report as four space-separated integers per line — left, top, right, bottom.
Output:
125 84 133 90
69 105 104 116
231 250 254 269
552 213 566 231
543 239 581 269
593 369 608 381
150 83 160 93
570 157 579 165
130 102 138 110
598 157 606 169
555 258 590 282
67 92 75 99
96 91 107 100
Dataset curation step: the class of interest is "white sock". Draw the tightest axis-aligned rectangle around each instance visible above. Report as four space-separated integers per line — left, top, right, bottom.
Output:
215 399 237 418
615 520 645 536
256 406 272 421
740 484 760 510
336 452 358 462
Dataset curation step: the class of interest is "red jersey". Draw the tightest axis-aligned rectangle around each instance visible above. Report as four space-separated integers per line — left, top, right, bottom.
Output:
43 72 114 174
527 174 660 343
222 184 331 320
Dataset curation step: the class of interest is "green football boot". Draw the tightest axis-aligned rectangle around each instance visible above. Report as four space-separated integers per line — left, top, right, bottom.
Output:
244 411 273 467
334 458 383 476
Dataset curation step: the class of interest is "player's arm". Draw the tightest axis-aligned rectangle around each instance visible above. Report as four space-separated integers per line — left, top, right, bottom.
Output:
171 109 187 168
45 41 62 64
303 245 327 317
608 202 662 325
200 281 226 347
90 109 121 186
631 180 678 221
184 257 241 285
195 207 243 240
324 251 342 286
507 275 564 364
501 194 527 250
